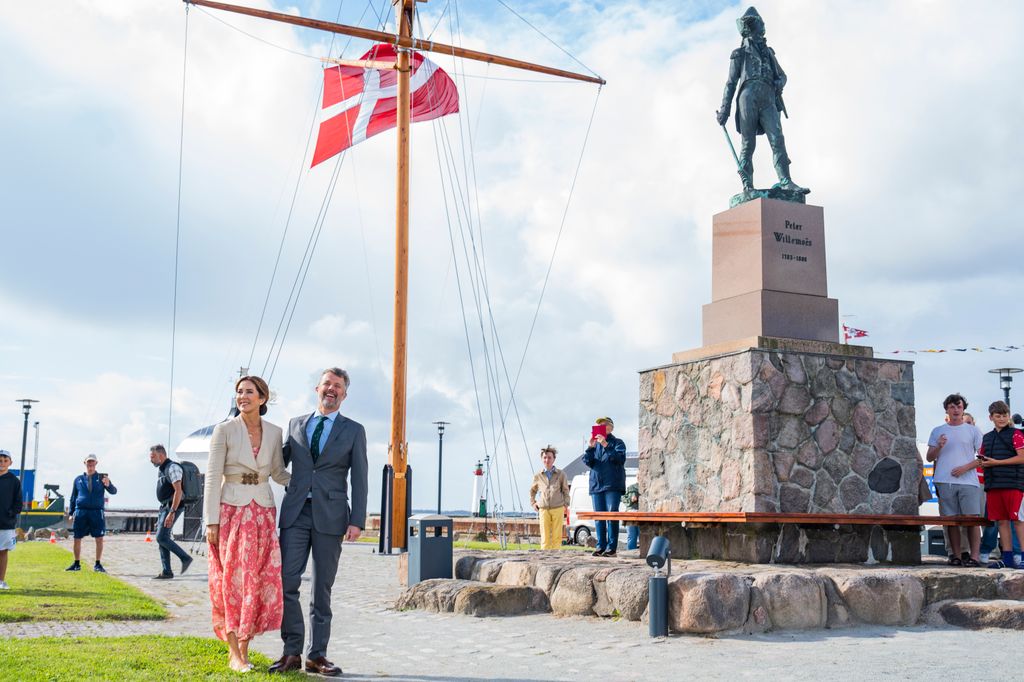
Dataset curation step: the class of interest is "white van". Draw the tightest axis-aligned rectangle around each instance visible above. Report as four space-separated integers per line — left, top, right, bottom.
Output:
567 472 637 545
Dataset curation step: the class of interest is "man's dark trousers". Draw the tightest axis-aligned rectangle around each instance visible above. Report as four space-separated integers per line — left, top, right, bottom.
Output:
280 500 342 660
155 505 190 574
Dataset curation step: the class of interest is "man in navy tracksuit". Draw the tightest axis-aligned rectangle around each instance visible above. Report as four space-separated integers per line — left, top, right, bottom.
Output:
66 453 117 573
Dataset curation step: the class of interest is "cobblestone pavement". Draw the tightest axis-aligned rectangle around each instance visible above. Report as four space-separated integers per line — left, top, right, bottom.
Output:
2 537 1022 680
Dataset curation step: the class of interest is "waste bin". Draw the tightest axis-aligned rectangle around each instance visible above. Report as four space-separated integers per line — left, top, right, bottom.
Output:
407 514 453 587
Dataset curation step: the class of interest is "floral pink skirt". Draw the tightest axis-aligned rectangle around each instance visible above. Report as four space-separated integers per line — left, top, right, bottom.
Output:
208 501 283 641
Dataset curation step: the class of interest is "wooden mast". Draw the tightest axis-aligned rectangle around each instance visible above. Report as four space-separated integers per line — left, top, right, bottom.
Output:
182 0 604 551
390 0 413 548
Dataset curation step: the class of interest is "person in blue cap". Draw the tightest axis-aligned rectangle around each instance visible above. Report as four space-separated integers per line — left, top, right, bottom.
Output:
66 453 117 573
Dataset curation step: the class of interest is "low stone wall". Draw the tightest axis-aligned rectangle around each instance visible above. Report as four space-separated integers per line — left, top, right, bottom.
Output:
398 552 1024 634
639 521 921 564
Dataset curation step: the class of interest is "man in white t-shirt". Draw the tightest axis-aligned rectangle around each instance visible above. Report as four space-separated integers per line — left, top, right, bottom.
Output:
927 393 984 566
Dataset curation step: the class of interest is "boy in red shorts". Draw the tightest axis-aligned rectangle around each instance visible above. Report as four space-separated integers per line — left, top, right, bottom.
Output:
977 401 1024 569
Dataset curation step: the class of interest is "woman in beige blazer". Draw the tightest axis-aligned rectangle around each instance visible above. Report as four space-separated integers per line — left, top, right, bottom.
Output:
205 375 290 673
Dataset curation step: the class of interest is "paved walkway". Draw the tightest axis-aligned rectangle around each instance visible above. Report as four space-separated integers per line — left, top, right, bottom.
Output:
3 537 1022 680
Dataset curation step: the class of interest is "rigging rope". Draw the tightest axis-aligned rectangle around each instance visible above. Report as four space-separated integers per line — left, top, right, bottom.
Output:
497 87 602 444
168 5 190 444
347 155 387 373
265 149 348 381
429 2 569 514
494 0 601 79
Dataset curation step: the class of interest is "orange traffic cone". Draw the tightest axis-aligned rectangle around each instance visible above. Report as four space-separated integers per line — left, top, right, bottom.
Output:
144 531 153 543
49 530 57 544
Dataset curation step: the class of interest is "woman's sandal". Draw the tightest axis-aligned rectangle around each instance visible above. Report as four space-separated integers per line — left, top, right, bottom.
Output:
947 556 963 566
962 557 981 568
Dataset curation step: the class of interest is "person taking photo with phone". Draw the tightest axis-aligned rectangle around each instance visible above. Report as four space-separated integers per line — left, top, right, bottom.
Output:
582 417 627 557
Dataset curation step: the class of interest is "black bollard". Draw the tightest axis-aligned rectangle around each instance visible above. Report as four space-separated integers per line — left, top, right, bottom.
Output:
648 574 668 637
645 535 671 638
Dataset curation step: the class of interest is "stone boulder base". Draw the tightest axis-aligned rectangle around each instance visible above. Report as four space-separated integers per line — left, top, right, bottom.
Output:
403 552 1024 634
603 569 651 621
999 574 1024 600
668 573 750 634
754 572 827 630
550 567 600 616
397 579 550 617
924 600 1024 630
826 571 924 626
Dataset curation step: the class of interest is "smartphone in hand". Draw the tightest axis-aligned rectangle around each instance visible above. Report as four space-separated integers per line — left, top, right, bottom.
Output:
591 424 607 439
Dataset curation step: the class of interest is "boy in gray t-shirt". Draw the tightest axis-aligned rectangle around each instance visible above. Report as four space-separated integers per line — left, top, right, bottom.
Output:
927 393 984 566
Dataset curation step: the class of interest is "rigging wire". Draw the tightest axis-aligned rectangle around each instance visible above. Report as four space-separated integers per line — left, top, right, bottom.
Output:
168 5 190 444
429 0 605 514
246 0 353 371
451 0 531 510
497 86 603 441
246 91 321 371
423 49 517 514
494 0 601 79
265 149 348 381
246 1 405 379
348 155 387 374
194 6 321 61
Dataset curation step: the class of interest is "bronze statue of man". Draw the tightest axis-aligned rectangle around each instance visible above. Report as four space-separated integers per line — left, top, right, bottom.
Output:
716 7 806 195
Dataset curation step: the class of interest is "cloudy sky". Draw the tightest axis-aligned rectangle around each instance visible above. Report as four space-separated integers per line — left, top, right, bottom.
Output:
2 0 1022 512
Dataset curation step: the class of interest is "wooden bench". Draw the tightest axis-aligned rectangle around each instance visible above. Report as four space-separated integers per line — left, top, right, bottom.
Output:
577 511 989 527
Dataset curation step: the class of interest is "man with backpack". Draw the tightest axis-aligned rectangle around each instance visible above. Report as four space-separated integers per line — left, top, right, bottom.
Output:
150 444 195 579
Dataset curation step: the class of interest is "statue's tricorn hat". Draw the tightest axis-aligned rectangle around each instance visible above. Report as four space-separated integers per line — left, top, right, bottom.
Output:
737 6 764 34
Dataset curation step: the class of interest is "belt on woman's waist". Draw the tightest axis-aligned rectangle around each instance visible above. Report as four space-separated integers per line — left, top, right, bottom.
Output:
223 473 268 485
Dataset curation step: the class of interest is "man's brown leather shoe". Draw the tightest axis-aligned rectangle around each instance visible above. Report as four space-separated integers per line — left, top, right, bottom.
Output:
305 656 343 676
268 655 303 674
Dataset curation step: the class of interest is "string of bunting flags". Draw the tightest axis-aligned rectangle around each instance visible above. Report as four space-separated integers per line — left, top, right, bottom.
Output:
888 345 1022 355
842 325 1021 355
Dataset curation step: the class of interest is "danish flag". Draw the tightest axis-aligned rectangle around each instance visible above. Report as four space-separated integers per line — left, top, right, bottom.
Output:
311 44 459 167
842 324 869 341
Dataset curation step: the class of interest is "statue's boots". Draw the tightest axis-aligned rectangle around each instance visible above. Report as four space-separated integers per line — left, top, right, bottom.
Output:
776 176 809 194
774 159 809 194
738 170 754 193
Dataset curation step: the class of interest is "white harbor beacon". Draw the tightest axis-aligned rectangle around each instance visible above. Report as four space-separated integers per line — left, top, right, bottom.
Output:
471 461 485 518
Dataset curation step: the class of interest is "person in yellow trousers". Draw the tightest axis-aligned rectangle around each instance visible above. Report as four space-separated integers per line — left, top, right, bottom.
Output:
530 446 570 550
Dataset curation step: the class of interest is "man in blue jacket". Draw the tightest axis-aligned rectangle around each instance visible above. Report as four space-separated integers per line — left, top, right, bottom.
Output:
66 454 117 573
583 417 627 557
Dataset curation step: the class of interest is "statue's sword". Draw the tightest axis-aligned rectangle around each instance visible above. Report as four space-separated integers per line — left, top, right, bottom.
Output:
720 125 742 171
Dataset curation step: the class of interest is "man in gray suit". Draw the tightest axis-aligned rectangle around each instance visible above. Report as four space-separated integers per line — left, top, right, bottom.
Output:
269 367 368 677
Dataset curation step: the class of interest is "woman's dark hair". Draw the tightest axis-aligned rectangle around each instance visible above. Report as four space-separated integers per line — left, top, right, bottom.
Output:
236 375 271 415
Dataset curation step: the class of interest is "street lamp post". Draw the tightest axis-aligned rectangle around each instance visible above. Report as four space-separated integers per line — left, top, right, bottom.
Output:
32 421 40 471
432 421 450 515
15 399 39 485
988 368 1023 409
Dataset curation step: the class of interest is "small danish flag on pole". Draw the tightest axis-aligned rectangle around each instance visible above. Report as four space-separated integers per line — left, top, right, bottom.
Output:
311 44 460 167
842 324 869 342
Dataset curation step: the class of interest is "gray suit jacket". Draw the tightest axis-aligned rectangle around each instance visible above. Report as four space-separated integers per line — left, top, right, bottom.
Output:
280 412 368 536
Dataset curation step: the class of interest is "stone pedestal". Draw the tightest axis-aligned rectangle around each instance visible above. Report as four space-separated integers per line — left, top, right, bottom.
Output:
637 338 921 563
702 199 838 346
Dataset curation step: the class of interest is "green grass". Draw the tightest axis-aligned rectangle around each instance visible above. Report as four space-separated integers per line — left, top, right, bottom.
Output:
0 543 166 622
0 636 304 681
